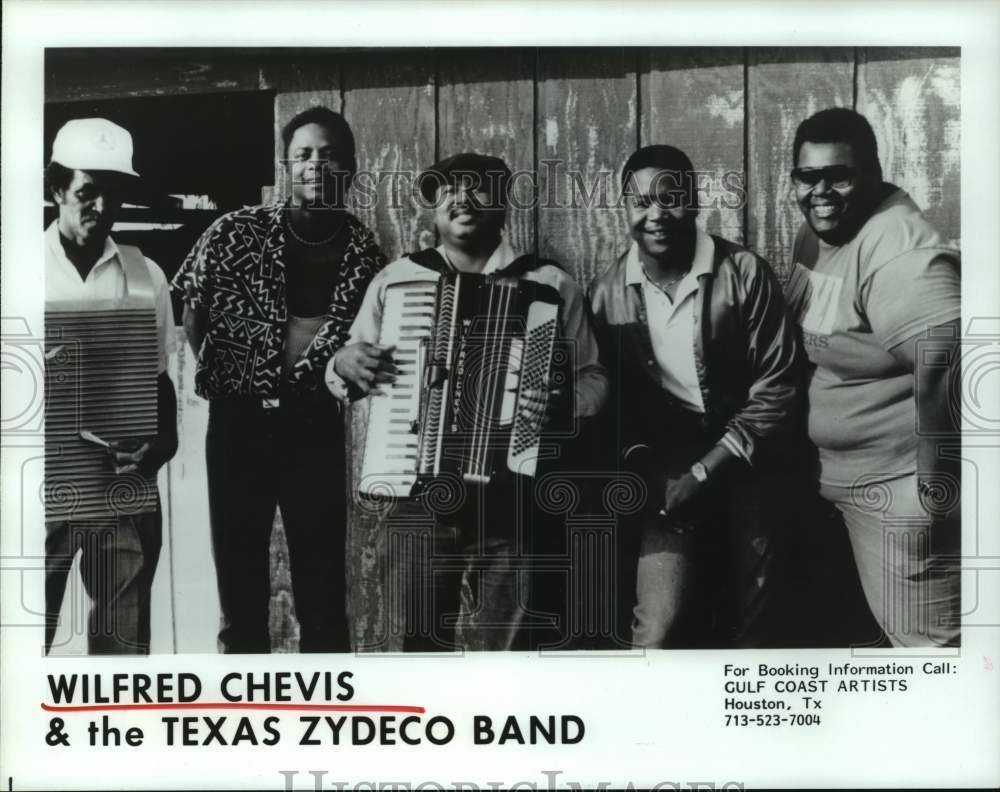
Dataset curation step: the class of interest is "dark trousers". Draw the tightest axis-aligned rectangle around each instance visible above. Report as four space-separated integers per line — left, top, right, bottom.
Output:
782 492 889 648
45 508 162 655
205 393 349 654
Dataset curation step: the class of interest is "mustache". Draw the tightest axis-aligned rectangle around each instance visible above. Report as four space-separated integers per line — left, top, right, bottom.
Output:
640 218 695 233
449 199 488 217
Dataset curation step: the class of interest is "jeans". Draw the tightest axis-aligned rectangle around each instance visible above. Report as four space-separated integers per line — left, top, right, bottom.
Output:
626 405 789 649
378 479 539 652
45 508 162 655
631 471 787 648
205 392 349 654
820 474 960 647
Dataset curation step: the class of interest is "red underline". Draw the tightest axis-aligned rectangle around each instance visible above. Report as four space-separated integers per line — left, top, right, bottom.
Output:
42 702 425 714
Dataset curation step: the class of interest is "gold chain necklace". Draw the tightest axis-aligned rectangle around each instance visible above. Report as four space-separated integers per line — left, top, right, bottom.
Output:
644 265 690 292
660 271 689 289
283 210 349 247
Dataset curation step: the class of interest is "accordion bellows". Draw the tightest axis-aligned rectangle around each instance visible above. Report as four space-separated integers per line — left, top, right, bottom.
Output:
360 273 560 499
44 302 159 521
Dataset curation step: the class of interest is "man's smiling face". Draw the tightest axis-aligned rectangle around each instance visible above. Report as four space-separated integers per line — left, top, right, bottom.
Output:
433 177 506 250
793 141 880 245
287 121 352 208
626 166 697 261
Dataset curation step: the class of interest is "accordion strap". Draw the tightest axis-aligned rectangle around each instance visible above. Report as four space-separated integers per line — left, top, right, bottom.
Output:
407 248 452 274
494 254 561 278
407 247 561 279
117 244 156 303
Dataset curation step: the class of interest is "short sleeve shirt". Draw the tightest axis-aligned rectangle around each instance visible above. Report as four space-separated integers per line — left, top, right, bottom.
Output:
171 203 385 399
784 188 960 486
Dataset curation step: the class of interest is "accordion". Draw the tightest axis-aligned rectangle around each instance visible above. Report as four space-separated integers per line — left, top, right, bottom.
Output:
44 250 160 522
359 272 562 498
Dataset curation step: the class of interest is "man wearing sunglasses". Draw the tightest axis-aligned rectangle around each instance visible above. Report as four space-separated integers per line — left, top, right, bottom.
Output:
785 107 961 647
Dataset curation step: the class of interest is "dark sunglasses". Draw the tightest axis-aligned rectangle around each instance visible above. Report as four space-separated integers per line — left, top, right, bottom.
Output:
790 165 857 189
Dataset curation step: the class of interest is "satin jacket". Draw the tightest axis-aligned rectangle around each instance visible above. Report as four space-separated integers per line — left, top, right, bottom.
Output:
587 232 801 467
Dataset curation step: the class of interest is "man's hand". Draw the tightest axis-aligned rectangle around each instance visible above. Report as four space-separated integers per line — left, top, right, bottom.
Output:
333 342 397 396
657 470 715 533
519 374 565 433
107 439 151 475
662 471 705 515
181 302 208 357
655 473 709 535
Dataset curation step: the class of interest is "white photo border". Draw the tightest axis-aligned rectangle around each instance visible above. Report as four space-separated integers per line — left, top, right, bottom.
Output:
2 1 998 789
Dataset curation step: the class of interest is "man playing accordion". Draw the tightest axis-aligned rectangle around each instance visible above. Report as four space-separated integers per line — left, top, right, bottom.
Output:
327 152 607 651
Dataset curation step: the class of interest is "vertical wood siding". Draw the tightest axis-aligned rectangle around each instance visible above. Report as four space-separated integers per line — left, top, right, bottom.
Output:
856 48 961 247
150 46 960 652
641 47 746 244
746 48 856 273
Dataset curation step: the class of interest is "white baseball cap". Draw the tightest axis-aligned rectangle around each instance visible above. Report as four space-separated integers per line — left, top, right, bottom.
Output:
50 118 140 177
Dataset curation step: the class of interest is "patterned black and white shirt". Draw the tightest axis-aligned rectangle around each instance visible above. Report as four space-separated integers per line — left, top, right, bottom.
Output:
172 202 385 399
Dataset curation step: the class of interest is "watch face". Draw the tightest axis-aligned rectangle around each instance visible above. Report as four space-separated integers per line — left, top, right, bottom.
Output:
691 462 708 482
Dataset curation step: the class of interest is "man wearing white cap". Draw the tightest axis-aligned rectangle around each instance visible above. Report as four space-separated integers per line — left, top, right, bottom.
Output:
44 118 177 654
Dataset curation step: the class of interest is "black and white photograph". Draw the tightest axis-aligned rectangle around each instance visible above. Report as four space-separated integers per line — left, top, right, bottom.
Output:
2 1 998 789
37 42 962 655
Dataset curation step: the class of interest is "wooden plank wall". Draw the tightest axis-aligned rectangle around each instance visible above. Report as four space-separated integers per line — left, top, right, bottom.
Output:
53 46 957 653
747 48 856 271
341 46 959 651
642 48 747 245
856 47 961 247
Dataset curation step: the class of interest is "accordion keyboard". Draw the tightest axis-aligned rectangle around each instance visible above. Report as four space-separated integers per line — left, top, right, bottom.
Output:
359 280 438 498
359 271 562 499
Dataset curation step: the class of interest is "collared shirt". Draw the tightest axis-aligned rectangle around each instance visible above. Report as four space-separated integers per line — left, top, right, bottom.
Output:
328 236 607 419
624 229 714 413
171 202 385 399
45 220 174 374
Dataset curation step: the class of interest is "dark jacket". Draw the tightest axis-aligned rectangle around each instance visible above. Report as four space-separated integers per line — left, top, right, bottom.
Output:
587 234 801 467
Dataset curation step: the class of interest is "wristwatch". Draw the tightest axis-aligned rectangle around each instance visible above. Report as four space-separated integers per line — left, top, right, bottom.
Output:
690 461 709 483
